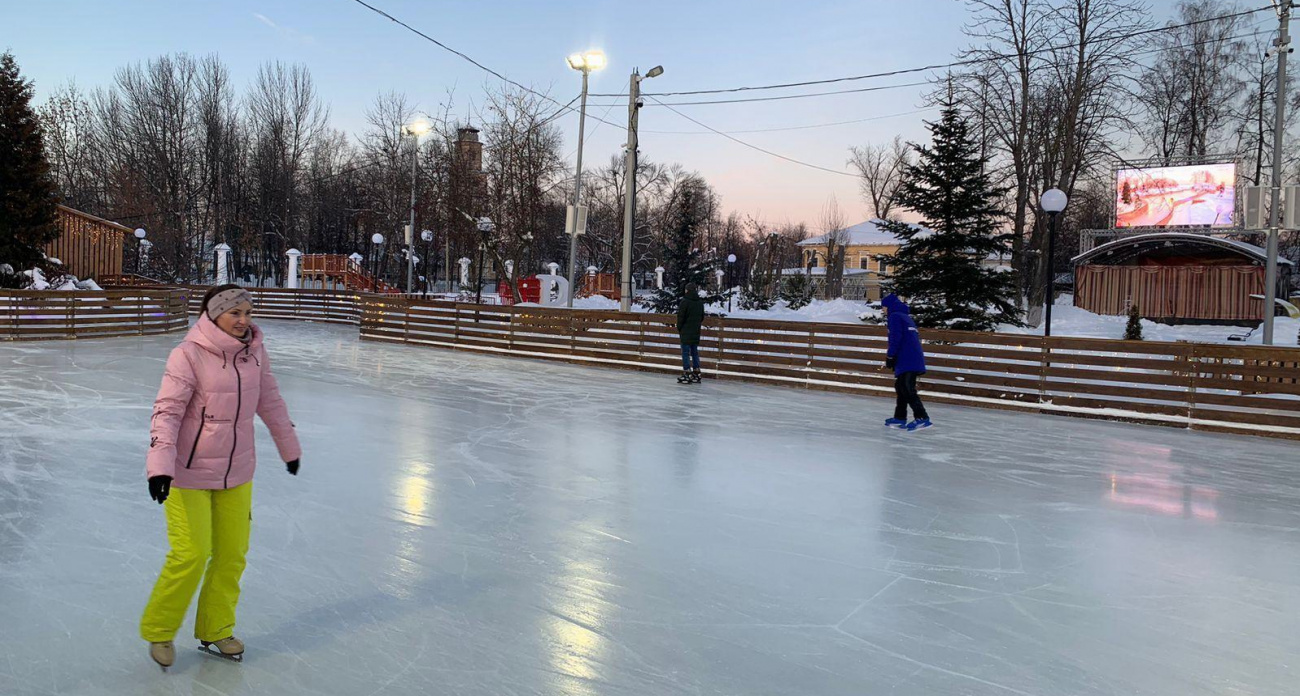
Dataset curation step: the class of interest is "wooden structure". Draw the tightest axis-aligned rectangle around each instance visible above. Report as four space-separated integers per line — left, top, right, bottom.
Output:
577 272 619 300
1073 232 1294 323
154 286 1300 440
1 288 189 341
42 206 129 281
300 254 398 293
182 286 361 325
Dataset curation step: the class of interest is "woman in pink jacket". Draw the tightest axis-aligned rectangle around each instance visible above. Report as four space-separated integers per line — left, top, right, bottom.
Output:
140 284 301 671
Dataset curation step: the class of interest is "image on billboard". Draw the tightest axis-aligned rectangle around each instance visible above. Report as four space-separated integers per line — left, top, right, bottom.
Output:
1115 162 1236 228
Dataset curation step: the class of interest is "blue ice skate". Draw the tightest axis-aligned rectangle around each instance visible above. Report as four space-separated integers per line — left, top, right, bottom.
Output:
905 418 933 431
884 418 907 429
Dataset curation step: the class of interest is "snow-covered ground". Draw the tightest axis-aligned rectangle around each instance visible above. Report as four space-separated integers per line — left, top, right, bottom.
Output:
2 320 1299 695
565 294 1300 346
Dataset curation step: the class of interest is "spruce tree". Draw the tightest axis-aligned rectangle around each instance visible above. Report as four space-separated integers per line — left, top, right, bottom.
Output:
1124 304 1144 341
0 52 59 288
641 183 723 313
878 100 1021 331
779 272 813 309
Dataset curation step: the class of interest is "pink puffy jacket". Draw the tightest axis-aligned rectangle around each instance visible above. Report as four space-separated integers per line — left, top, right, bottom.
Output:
146 315 301 489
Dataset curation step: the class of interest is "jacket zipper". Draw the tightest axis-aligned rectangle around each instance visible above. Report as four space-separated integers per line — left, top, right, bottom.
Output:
185 407 206 469
224 346 245 489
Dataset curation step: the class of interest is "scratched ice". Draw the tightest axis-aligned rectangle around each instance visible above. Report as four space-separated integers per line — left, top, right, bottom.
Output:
1 320 1298 695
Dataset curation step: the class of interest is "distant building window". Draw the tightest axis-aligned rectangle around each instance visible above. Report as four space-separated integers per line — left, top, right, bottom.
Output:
809 256 819 269
859 257 869 270
878 258 888 274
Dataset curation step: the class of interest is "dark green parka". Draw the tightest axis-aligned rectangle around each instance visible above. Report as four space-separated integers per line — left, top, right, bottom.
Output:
677 294 705 345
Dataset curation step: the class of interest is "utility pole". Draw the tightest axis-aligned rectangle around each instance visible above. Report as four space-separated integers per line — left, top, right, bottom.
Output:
619 69 642 313
1264 1 1292 345
620 66 662 312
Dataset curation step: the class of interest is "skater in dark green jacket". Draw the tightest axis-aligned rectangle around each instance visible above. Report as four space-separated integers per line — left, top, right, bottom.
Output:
677 284 705 384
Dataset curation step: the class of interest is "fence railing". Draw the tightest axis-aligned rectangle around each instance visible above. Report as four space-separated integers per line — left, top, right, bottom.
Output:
59 285 1299 439
1 288 189 341
355 296 1300 440
181 286 362 325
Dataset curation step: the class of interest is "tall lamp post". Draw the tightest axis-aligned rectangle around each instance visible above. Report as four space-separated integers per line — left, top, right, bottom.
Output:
726 253 737 312
1040 188 1068 338
133 228 147 275
620 64 664 312
565 49 606 307
402 119 430 294
371 233 385 292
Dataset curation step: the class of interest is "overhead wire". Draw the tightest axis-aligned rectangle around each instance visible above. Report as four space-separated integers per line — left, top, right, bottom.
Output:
646 96 857 178
348 0 624 130
590 4 1274 98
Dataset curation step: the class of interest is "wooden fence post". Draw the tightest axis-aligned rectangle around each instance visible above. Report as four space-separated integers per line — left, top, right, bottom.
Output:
1186 342 1200 429
1038 338 1051 409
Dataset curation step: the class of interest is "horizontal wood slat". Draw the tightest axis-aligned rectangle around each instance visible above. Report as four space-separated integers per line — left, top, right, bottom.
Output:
3 289 190 341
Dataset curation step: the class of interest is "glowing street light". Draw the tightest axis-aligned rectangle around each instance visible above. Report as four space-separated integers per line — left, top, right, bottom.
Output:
565 49 606 307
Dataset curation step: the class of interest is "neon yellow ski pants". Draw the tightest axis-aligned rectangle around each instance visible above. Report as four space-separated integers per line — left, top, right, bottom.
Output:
140 482 252 643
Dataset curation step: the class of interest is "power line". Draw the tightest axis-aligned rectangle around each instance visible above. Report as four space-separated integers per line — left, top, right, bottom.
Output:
348 0 624 130
642 107 937 135
646 96 856 178
588 80 931 108
590 4 1272 98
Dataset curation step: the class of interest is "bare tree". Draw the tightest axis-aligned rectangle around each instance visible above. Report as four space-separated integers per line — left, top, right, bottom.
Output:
848 136 912 219
819 195 849 300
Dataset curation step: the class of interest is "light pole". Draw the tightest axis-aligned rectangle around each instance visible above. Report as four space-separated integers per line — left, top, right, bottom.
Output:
475 217 494 305
133 228 146 275
371 233 385 292
1264 2 1292 344
421 229 434 295
1040 188 1068 338
620 64 664 312
402 120 430 295
565 49 606 307
726 253 737 312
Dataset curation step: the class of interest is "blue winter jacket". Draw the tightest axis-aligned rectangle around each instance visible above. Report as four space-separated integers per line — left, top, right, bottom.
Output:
883 294 926 376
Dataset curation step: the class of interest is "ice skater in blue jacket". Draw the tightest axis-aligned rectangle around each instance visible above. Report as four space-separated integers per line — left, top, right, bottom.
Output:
882 294 932 430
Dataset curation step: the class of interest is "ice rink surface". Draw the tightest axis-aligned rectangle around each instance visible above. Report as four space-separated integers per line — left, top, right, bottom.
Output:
2 320 1298 695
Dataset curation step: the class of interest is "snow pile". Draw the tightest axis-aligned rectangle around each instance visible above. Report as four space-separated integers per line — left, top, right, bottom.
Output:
999 296 1300 346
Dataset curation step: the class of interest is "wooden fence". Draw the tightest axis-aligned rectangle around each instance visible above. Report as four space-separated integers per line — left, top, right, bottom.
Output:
182 286 361 325
354 295 1300 440
1 288 189 341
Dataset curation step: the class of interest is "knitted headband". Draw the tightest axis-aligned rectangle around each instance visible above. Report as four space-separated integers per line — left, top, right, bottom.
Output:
206 288 253 320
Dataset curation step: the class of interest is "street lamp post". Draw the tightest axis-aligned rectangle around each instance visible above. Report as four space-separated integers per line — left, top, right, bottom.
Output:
133 228 146 275
402 120 430 295
475 217 494 304
1040 188 1068 338
620 64 664 312
421 229 434 295
565 49 606 308
726 253 737 312
371 233 385 292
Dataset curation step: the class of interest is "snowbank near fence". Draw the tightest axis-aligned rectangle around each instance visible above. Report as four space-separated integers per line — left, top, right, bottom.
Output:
563 293 1299 346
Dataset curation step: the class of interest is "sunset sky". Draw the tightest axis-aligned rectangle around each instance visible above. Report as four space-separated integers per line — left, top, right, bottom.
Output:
9 0 1189 229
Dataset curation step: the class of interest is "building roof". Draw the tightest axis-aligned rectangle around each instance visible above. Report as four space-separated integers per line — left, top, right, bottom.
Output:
1071 231 1294 267
797 219 932 247
57 205 131 233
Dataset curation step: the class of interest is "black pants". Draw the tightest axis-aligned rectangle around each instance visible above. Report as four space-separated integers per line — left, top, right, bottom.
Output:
894 371 928 421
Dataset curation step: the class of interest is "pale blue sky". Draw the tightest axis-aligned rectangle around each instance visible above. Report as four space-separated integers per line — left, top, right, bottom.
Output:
8 0 1189 226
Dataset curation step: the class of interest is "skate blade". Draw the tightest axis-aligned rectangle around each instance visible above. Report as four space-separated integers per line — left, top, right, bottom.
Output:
198 646 244 662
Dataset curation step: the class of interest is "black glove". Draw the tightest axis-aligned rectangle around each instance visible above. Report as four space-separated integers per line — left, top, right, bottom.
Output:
885 356 897 370
286 459 300 476
149 475 172 504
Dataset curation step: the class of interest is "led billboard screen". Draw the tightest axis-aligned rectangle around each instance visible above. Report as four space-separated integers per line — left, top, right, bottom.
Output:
1115 163 1236 228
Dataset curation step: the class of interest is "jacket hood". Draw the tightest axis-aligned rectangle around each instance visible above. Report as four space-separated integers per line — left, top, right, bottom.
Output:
882 294 910 314
186 314 264 358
